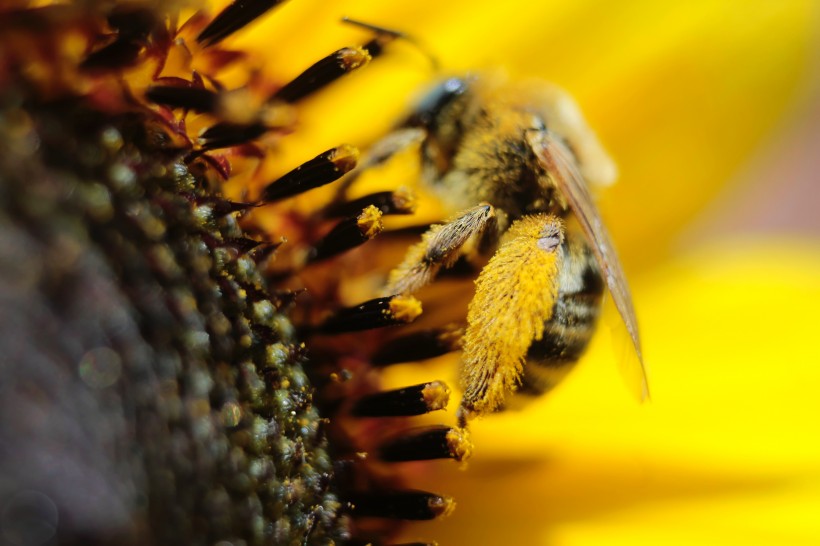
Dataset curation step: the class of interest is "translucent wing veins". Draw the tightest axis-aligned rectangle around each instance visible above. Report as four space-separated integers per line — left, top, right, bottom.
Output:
526 130 649 400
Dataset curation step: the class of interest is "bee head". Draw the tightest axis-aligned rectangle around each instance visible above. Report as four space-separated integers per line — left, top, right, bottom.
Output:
404 76 470 129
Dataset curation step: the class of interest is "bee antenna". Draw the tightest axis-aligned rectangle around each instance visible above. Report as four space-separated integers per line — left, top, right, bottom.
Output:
341 17 440 71
341 17 405 39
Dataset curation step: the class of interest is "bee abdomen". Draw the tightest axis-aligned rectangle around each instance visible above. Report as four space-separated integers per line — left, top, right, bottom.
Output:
519 237 604 395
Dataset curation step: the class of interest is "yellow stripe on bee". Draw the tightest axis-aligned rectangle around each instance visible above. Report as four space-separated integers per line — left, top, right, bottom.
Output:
460 214 564 417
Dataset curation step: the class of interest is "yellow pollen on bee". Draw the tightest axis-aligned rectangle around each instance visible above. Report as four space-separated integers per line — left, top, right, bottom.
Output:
460 214 564 417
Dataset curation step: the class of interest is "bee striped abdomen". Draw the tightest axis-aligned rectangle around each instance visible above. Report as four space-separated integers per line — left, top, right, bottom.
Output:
520 233 604 395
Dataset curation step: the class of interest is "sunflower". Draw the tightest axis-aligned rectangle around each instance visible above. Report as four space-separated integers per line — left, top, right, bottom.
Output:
1 1 817 546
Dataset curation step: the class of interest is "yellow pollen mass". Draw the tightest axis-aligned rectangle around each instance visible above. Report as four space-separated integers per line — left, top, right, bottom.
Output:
421 380 451 411
460 214 564 417
446 427 474 463
387 294 423 323
356 204 384 239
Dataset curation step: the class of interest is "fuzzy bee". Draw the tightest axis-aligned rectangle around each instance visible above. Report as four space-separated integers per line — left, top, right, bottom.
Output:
350 72 648 424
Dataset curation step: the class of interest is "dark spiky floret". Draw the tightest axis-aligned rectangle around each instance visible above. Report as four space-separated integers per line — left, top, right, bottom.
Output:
0 2 468 545
0 3 346 544
0 84 347 546
198 0 287 46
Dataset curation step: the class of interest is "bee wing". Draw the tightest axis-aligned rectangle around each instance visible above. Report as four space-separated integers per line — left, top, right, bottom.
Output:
526 130 649 400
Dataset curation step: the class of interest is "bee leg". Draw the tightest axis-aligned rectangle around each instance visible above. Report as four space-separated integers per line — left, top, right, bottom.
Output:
385 203 496 294
332 127 427 200
457 214 565 424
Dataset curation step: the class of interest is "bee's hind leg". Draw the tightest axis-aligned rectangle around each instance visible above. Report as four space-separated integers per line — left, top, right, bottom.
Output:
385 203 497 295
457 214 565 423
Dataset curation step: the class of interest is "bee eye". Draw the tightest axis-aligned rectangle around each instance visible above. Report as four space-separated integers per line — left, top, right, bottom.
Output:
407 77 468 127
443 77 466 94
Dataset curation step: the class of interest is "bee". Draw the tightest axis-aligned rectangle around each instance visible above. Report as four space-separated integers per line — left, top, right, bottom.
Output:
350 72 648 425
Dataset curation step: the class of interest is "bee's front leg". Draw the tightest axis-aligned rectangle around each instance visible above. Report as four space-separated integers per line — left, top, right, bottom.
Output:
385 203 497 295
457 214 565 425
330 127 428 202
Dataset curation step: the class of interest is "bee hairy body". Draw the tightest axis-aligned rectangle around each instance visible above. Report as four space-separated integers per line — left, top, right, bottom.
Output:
413 78 567 227
375 72 646 422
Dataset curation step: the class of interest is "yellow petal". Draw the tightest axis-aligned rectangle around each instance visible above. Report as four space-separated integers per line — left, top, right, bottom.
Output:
397 240 820 545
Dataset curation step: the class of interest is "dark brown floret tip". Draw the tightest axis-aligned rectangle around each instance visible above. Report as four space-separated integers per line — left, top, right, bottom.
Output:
352 381 450 418
379 426 473 463
372 324 464 366
197 121 270 150
81 37 144 70
307 205 384 263
145 85 220 113
317 295 422 334
347 491 456 520
198 0 287 46
261 144 360 202
273 46 373 103
345 539 438 546
323 186 418 218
